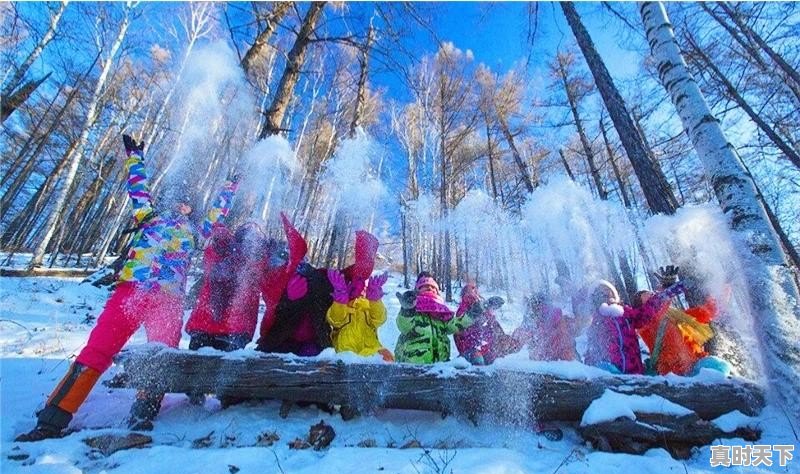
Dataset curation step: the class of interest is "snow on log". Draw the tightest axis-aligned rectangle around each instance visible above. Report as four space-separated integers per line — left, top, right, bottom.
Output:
115 347 764 424
578 389 761 458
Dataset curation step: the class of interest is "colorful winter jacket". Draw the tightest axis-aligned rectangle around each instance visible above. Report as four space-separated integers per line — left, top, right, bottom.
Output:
512 305 580 362
118 149 236 295
453 303 518 365
327 298 387 356
584 290 673 375
184 225 266 338
638 298 717 376
394 308 472 364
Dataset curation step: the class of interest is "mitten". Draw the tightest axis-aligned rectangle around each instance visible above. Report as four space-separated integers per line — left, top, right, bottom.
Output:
365 272 388 301
397 290 417 310
654 265 680 288
327 269 349 304
122 134 145 155
485 296 505 310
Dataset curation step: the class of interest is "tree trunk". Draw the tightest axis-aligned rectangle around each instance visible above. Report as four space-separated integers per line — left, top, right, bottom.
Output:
599 117 632 208
497 114 535 193
718 2 800 95
555 57 608 200
348 22 375 137
641 0 800 422
258 2 326 138
0 0 67 102
1 72 51 122
485 123 499 199
684 33 800 170
117 348 766 424
240 2 291 77
561 1 678 215
559 148 576 180
28 5 133 269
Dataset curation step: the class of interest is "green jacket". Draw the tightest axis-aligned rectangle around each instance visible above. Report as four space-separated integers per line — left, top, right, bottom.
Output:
394 308 472 364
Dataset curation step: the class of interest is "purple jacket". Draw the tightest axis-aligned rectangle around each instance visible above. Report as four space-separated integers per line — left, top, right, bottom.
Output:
585 291 672 374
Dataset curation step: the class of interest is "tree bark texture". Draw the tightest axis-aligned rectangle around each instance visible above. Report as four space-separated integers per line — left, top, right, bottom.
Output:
640 0 800 422
258 2 326 139
117 348 765 424
240 2 291 77
561 2 678 215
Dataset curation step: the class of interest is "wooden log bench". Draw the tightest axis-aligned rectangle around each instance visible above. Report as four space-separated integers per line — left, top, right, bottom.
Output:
115 347 765 426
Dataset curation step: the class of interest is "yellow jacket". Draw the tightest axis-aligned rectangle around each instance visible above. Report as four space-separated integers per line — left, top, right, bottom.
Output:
326 298 387 356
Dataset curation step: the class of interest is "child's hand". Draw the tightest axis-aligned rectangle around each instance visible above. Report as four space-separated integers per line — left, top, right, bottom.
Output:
654 265 680 288
397 290 417 310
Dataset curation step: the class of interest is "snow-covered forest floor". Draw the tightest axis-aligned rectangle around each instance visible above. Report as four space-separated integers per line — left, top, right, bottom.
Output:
2 273 797 474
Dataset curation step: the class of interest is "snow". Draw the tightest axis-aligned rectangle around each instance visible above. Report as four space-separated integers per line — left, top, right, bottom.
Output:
580 390 693 427
712 410 760 433
2 274 798 473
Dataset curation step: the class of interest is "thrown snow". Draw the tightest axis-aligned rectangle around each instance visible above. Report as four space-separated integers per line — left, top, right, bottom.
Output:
580 389 693 427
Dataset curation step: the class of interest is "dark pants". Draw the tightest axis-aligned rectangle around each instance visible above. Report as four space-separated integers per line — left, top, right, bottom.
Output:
189 332 251 352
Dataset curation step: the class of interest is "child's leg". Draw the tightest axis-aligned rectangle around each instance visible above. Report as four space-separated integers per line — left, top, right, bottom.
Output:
20 284 141 440
130 291 184 429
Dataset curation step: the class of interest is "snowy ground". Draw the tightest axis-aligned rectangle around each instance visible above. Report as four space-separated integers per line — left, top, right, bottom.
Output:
1 274 797 473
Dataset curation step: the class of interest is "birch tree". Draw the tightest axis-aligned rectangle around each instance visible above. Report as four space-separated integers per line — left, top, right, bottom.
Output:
28 2 135 269
640 1 800 421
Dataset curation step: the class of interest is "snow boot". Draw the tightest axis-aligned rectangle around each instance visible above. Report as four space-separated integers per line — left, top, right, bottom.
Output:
16 363 101 442
127 391 163 431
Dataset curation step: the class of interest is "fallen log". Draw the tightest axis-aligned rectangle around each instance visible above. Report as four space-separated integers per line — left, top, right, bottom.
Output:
579 412 760 459
0 268 97 278
116 347 765 425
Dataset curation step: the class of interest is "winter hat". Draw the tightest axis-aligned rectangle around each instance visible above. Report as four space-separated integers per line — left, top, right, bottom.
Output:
342 230 379 283
591 279 620 305
416 276 440 293
281 212 308 271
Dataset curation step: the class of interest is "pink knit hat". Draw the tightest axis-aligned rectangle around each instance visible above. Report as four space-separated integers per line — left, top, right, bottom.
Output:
415 276 440 293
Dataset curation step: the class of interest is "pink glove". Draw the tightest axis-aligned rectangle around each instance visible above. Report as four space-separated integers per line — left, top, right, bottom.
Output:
366 272 389 301
327 269 349 304
286 274 308 301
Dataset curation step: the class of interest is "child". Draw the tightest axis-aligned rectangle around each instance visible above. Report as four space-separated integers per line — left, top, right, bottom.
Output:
513 293 581 362
453 283 516 365
16 135 237 440
256 230 377 356
395 273 472 364
636 266 730 376
584 279 684 375
184 222 270 353
326 269 394 361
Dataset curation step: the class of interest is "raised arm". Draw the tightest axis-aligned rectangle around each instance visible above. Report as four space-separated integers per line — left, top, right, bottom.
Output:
122 135 154 226
200 178 239 239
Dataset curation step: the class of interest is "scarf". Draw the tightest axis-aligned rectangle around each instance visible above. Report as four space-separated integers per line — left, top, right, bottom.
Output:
415 290 454 321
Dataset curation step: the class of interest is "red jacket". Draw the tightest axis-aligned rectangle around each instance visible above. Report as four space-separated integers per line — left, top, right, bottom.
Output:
185 226 266 337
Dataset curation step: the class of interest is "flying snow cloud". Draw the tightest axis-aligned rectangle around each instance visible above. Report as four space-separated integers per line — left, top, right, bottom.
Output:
159 40 256 209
